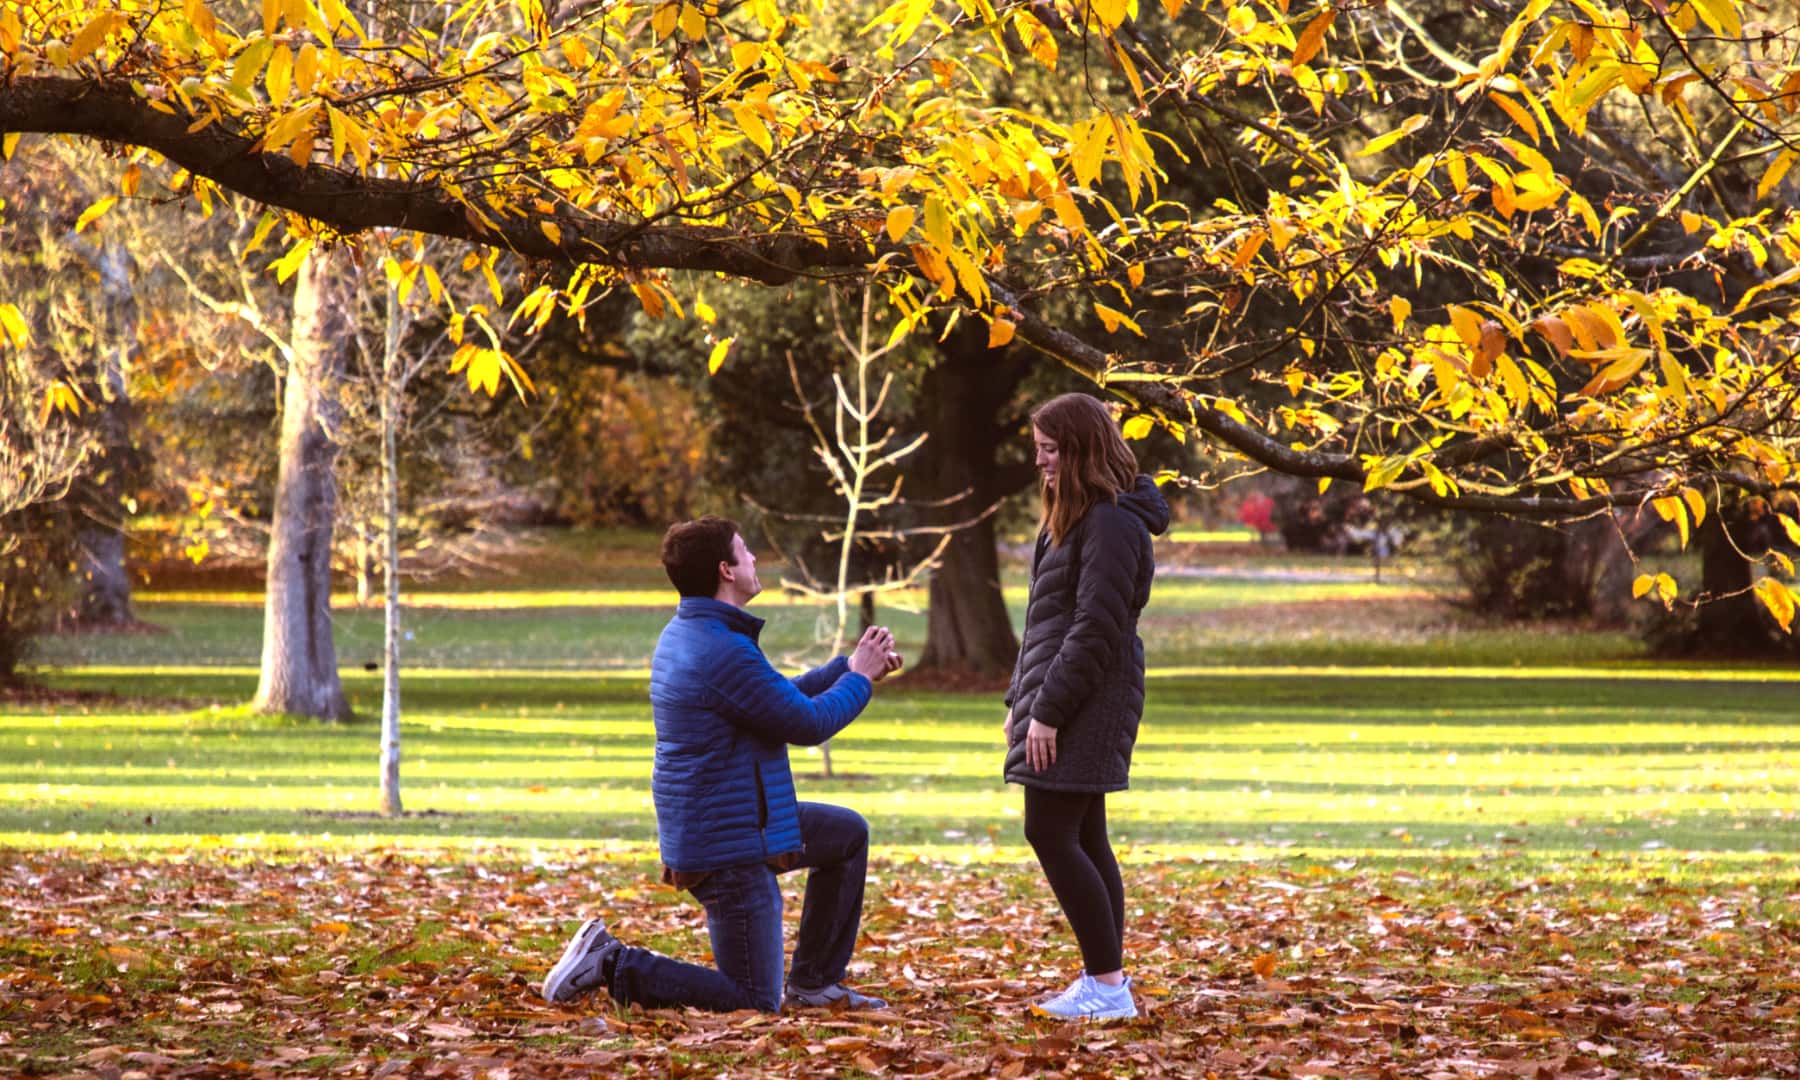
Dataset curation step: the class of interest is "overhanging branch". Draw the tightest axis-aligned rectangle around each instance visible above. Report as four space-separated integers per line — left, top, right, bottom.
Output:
0 75 879 285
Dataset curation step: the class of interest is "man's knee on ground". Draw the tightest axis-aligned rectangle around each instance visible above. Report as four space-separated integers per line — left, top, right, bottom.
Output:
753 984 784 1013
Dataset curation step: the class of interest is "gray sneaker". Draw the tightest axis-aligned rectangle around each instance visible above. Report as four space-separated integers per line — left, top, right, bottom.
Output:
783 981 888 1010
542 918 621 1004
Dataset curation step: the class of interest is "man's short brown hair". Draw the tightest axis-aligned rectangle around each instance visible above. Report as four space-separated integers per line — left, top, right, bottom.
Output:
661 516 740 598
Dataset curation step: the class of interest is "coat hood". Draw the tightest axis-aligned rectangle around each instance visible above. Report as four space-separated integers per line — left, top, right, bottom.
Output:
1117 474 1171 537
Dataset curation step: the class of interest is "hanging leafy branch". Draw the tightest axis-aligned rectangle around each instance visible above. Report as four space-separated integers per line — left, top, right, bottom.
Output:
2 0 1797 624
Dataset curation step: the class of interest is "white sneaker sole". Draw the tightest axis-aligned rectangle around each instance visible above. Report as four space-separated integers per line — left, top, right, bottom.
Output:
1031 1002 1138 1020
542 917 604 1003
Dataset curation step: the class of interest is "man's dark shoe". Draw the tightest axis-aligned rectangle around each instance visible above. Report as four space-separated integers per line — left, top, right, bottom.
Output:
783 981 888 1010
543 918 621 1004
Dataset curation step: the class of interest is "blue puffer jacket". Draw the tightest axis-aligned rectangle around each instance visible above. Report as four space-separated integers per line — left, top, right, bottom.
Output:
650 597 873 873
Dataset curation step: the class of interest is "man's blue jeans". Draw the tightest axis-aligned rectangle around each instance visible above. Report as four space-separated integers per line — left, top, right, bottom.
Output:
607 802 869 1012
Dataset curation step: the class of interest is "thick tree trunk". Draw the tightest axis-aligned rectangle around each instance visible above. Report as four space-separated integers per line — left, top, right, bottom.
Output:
75 241 137 625
1696 508 1778 655
913 321 1035 676
253 252 351 721
75 528 132 623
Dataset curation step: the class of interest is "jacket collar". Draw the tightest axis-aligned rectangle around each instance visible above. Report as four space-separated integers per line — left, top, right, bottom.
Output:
676 595 765 642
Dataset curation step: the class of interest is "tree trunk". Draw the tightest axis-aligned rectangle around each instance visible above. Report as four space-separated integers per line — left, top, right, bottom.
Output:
913 320 1036 676
1696 506 1778 655
253 251 351 721
378 276 404 816
75 241 137 625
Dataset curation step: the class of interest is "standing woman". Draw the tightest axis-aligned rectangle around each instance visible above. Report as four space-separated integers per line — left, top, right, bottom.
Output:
1004 393 1169 1020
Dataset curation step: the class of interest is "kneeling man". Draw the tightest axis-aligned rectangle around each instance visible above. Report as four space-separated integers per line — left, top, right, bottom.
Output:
544 516 899 1012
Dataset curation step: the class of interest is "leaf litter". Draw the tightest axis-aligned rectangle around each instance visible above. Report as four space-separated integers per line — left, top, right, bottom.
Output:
1 850 1796 1077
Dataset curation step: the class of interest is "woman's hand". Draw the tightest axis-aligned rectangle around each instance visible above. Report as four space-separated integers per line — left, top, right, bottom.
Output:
1026 718 1057 772
1003 707 1014 743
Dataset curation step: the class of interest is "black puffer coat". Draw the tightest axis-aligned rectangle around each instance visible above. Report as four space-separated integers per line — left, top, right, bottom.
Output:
1004 474 1169 792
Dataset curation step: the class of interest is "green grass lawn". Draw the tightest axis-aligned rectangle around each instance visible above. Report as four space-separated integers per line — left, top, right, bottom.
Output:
6 669 1797 879
8 521 1796 881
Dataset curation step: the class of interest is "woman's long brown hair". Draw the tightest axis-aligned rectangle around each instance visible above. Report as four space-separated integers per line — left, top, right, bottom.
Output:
1032 394 1139 545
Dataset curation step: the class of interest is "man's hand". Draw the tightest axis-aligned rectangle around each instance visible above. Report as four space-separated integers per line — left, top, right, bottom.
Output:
1026 718 1057 772
848 625 896 680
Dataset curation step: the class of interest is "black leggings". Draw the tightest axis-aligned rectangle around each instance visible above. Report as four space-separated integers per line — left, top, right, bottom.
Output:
1022 787 1125 974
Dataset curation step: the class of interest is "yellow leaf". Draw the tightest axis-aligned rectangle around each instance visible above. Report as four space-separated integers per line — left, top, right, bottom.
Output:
1680 487 1706 529
631 282 666 318
987 317 1016 348
1756 150 1796 202
1778 513 1800 549
2 132 17 160
1652 495 1690 549
1691 0 1742 38
311 921 351 936
70 11 117 63
679 2 705 38
732 104 773 154
885 205 915 243
232 37 274 95
1014 9 1058 68
1655 573 1677 607
1122 414 1154 440
707 336 734 374
695 297 716 324
1389 296 1411 333
1359 115 1427 157
1754 578 1796 634
652 1 679 39
1632 573 1655 599
0 303 29 349
540 220 562 246
1292 9 1334 66
0 7 21 54
266 45 294 107
730 40 762 70
1488 91 1540 144
1496 354 1529 410
1251 952 1278 978
295 43 319 96
74 197 117 234
1093 302 1143 336
922 194 952 250
1447 305 1483 349
1090 0 1131 31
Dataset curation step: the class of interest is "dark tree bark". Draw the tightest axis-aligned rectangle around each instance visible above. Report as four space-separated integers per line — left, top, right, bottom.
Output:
1695 503 1781 655
253 251 351 721
913 320 1037 677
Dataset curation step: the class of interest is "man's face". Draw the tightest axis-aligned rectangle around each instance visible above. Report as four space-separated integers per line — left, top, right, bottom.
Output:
720 532 762 605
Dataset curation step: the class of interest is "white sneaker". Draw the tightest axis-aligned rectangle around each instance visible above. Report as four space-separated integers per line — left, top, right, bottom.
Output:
1031 974 1136 1020
1034 972 1090 1014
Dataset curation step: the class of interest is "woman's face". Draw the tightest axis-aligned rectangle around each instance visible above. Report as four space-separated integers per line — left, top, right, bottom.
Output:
1032 426 1059 490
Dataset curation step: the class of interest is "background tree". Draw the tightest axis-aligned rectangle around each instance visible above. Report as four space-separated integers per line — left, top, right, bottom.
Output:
3 0 1797 629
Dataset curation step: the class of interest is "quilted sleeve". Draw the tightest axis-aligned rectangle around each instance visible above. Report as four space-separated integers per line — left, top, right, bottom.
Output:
713 642 872 746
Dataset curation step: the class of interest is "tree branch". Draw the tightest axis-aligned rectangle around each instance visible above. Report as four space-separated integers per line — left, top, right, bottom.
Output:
0 75 880 285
